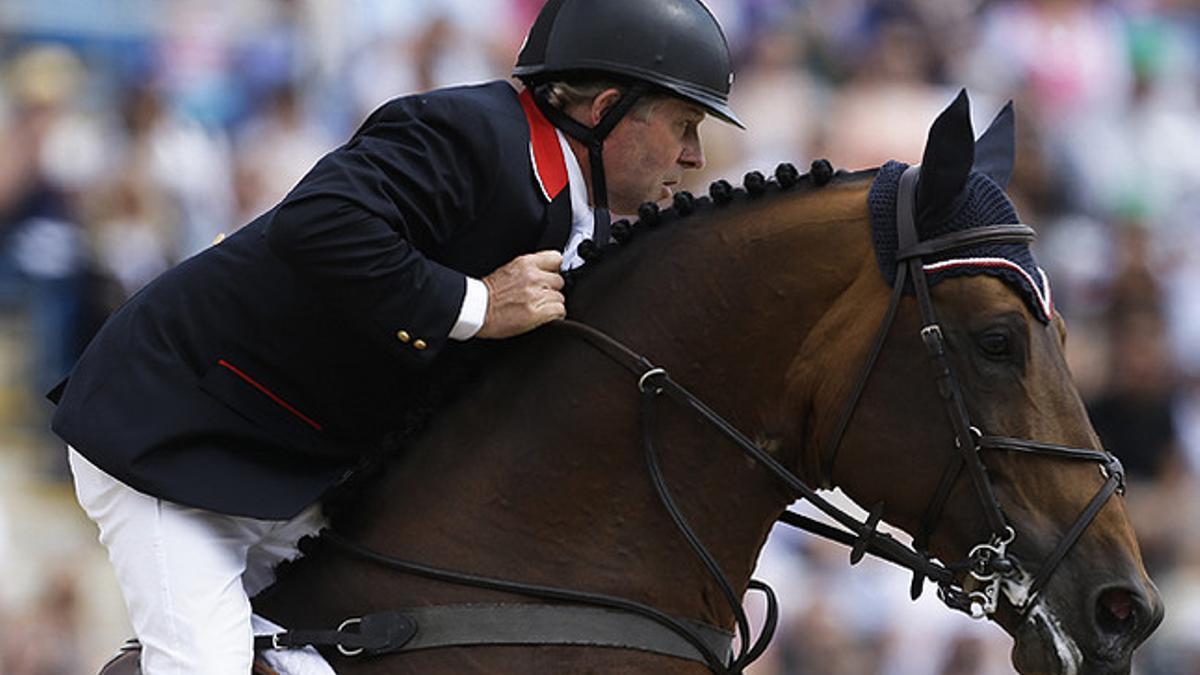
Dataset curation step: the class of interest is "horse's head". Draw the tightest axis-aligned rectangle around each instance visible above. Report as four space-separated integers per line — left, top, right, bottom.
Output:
809 92 1163 674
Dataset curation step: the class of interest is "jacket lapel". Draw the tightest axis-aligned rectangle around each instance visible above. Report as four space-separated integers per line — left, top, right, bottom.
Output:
519 88 573 251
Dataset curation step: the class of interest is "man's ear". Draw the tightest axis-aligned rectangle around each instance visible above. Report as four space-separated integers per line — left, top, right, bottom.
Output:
589 88 624 125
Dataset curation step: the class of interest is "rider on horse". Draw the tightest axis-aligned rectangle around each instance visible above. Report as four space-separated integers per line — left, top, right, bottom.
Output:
49 1 744 672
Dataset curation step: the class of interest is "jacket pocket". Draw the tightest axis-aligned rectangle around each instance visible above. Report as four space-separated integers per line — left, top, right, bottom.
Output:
198 358 329 453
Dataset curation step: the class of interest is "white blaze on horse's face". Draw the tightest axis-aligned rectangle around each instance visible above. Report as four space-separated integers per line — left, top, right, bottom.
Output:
1026 604 1084 675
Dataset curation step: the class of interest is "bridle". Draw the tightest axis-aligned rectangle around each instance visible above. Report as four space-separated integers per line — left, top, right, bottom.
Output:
295 165 1126 672
816 165 1126 618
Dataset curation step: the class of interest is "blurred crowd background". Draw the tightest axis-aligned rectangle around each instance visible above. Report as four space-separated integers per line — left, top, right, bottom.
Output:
0 0 1198 673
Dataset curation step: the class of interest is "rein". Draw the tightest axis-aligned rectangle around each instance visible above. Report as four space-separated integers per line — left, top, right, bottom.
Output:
263 166 1125 670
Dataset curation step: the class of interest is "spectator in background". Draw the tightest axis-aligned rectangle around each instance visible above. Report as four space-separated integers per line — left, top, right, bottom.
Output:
704 21 822 181
1060 10 1200 232
1087 224 1181 482
964 0 1131 130
1088 305 1183 572
1145 533 1200 673
88 175 172 303
0 46 92 418
346 1 520 120
233 82 337 222
0 570 84 675
115 83 235 262
1080 223 1190 586
816 6 953 168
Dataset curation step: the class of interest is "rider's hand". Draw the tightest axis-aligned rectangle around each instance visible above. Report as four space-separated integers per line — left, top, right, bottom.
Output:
476 250 566 339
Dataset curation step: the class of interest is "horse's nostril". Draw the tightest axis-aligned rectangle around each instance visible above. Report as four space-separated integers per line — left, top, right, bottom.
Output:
1096 588 1137 635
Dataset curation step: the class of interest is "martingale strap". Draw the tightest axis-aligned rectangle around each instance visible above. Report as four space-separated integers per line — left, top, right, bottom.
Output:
256 604 733 664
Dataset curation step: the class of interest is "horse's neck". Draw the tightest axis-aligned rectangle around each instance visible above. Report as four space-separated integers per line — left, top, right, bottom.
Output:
575 182 875 428
293 180 875 631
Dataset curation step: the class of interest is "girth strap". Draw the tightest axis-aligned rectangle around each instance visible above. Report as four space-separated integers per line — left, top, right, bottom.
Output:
256 611 415 656
257 604 733 665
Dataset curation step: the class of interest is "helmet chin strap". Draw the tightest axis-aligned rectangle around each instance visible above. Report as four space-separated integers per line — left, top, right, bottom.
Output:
530 82 649 247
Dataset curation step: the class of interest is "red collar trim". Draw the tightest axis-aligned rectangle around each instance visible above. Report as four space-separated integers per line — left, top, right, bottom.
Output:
519 88 568 202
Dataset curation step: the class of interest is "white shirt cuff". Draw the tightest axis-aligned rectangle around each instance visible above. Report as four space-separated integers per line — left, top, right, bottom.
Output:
449 276 488 340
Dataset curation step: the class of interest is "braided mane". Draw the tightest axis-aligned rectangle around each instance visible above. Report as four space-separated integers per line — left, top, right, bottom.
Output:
564 159 864 285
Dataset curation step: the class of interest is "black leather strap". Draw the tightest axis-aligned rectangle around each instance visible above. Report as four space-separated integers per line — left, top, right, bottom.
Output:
255 611 416 656
321 527 735 673
819 262 909 485
552 319 961 592
897 166 1012 537
1027 471 1123 600
979 436 1117 467
896 224 1035 260
258 604 733 664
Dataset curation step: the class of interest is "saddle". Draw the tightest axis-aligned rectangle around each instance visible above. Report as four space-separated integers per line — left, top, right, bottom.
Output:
97 643 280 675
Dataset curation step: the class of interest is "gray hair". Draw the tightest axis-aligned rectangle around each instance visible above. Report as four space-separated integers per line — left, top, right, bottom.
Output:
542 79 665 122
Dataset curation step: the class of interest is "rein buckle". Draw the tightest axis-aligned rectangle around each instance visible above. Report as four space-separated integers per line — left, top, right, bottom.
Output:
919 324 946 356
336 617 365 656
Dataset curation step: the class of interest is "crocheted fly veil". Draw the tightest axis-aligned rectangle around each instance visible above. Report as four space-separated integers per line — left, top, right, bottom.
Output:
867 95 1053 323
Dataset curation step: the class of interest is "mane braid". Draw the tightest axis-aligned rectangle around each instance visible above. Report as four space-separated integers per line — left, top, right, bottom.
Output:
565 160 858 286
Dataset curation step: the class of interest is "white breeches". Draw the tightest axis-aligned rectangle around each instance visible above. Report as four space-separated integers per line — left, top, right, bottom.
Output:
68 447 331 675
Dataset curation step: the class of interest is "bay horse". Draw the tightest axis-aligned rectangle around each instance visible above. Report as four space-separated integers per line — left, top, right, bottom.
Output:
252 92 1163 674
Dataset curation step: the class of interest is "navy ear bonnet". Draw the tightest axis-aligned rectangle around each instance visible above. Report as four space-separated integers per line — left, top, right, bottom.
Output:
868 160 1054 323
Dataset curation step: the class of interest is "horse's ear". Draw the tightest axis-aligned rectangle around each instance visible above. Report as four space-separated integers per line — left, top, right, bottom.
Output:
974 101 1015 188
917 89 974 222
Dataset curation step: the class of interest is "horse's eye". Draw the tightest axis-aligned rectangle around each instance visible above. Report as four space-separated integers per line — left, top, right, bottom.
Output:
978 332 1011 357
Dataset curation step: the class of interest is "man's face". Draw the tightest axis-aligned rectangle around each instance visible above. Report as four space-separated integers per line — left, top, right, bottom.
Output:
600 96 707 215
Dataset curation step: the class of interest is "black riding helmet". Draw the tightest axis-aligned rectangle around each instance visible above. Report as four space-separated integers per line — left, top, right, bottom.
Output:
513 0 743 128
512 0 743 246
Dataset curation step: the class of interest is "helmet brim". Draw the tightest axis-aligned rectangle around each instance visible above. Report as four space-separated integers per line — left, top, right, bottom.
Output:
514 62 745 130
660 80 744 130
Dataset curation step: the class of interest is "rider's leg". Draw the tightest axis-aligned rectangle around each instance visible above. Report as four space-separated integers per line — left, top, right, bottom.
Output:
68 447 307 675
243 502 326 598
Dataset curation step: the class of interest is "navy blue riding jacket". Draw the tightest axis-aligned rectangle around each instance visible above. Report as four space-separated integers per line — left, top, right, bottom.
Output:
50 81 573 519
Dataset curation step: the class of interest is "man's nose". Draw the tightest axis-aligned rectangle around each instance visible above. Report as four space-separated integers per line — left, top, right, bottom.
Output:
679 140 705 171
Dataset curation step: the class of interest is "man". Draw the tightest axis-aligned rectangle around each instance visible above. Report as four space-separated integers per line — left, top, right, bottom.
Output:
52 0 743 672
